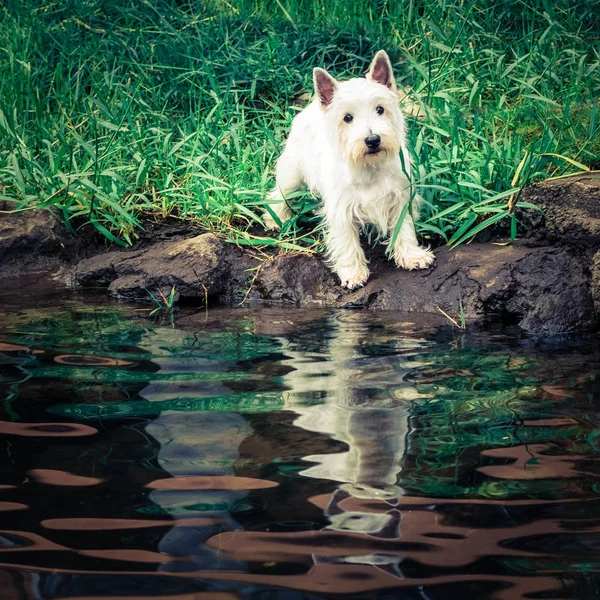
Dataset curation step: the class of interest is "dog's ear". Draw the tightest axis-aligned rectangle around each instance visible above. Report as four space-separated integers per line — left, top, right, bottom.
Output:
313 68 338 107
367 50 397 91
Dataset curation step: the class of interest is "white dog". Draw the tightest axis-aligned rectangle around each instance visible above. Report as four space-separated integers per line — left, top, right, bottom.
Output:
264 50 435 289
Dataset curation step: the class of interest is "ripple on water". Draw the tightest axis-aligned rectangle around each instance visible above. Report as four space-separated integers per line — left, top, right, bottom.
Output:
0 306 600 599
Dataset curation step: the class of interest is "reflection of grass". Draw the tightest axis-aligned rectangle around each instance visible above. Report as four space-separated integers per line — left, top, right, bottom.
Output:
0 1 597 250
48 393 285 419
437 298 466 329
1 306 148 355
400 348 585 499
146 286 177 318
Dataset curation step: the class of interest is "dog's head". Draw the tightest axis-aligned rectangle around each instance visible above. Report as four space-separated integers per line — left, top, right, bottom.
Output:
313 51 405 166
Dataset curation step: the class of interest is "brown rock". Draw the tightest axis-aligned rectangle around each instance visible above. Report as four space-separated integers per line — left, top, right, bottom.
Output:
335 244 593 334
520 174 600 250
251 253 341 305
0 207 72 274
75 233 254 303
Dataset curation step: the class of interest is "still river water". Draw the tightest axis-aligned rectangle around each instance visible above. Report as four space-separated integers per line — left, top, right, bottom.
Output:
1 288 600 599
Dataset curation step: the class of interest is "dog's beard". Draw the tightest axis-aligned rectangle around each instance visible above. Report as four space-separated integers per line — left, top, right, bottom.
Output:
363 149 389 165
345 134 400 166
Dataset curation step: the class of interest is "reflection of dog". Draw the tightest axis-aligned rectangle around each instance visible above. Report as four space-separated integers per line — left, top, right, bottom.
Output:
279 312 431 502
264 50 434 289
277 312 431 568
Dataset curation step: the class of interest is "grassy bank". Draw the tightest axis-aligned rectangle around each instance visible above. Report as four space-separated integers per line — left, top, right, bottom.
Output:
0 0 598 249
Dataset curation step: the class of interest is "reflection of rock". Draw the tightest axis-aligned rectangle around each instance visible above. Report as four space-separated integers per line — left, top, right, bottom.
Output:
26 469 104 486
138 325 258 571
53 354 132 367
147 475 278 491
0 420 97 438
145 411 253 571
203 526 561 599
477 443 589 480
204 486 592 597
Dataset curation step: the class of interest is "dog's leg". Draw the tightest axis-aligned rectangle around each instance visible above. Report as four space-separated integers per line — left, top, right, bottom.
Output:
325 214 370 289
391 213 435 270
264 152 302 230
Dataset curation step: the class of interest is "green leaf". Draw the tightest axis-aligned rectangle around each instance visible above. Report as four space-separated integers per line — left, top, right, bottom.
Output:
89 215 127 246
450 212 508 248
389 202 411 250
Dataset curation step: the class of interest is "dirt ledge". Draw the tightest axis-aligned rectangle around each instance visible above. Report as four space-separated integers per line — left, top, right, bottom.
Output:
2 175 600 335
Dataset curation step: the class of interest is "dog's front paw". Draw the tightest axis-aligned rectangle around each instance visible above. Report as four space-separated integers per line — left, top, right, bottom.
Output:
263 212 281 231
395 247 435 271
338 265 370 290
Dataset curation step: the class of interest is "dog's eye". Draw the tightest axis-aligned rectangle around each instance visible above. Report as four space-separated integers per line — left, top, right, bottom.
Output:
343 114 353 123
376 106 384 115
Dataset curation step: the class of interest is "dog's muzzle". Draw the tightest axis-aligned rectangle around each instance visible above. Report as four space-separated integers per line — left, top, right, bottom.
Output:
365 134 381 154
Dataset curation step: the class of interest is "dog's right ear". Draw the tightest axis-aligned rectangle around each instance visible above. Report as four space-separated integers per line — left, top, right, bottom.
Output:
313 68 338 108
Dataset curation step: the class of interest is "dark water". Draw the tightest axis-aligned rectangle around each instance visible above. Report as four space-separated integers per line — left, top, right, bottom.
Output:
1 292 600 600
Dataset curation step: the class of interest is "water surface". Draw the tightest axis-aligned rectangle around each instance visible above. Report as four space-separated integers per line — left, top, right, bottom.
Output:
1 291 600 599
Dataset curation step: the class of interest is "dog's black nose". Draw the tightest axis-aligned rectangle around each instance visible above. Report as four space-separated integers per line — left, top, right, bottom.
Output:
365 134 381 149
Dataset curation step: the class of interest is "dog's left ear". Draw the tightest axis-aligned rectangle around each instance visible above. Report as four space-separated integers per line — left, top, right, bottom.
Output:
367 50 397 91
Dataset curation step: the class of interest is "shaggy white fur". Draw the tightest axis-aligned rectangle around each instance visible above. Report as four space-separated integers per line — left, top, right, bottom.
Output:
265 50 435 289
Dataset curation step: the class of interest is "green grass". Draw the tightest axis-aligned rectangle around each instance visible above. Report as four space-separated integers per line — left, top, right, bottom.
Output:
0 0 598 249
